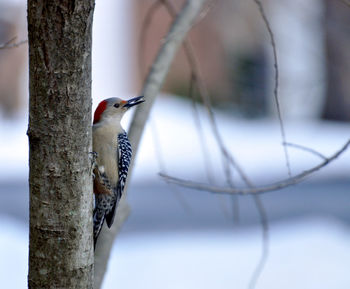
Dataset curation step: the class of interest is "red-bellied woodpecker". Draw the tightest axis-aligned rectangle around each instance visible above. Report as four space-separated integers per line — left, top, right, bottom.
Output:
92 96 144 247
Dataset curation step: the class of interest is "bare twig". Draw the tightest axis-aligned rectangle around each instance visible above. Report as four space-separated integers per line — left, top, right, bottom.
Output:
195 0 216 24
150 118 193 212
253 0 291 177
161 136 349 289
142 1 269 286
284 142 327 160
138 1 193 211
248 196 269 289
157 0 249 189
160 139 350 195
169 2 252 187
142 1 270 287
161 2 268 285
184 39 252 190
0 37 27 50
129 0 209 152
189 73 239 220
161 0 248 228
189 73 215 183
339 0 350 8
138 0 214 83
160 0 215 45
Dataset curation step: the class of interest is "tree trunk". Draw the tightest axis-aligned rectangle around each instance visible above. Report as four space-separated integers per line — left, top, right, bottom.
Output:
27 1 95 288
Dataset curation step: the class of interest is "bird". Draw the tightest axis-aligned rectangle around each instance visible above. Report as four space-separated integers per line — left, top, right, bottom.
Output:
92 96 144 247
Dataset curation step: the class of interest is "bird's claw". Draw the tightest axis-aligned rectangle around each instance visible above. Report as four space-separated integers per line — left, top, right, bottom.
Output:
89 151 98 177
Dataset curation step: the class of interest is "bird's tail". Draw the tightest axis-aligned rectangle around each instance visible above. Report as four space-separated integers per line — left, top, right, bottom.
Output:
93 207 106 248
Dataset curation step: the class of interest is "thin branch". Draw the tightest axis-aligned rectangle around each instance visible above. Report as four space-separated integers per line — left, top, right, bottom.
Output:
0 37 27 50
189 73 215 183
189 68 268 289
159 139 350 195
138 0 214 85
195 0 216 25
184 40 252 189
157 0 220 185
139 2 201 212
158 0 251 195
284 142 327 160
248 196 269 289
339 0 350 8
161 0 249 228
253 0 291 177
129 0 209 152
150 118 193 212
141 2 270 287
190 73 238 221
159 0 215 45
164 0 252 187
162 3 268 286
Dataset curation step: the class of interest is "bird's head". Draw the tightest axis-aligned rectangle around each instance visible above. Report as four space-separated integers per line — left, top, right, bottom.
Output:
93 96 144 125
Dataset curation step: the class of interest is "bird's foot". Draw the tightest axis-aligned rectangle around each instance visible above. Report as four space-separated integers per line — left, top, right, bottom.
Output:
89 151 98 178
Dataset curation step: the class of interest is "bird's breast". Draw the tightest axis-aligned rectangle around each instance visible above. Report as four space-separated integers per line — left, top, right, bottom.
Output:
93 127 119 186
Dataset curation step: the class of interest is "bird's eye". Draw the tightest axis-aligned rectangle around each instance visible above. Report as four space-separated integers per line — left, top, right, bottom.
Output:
114 103 120 108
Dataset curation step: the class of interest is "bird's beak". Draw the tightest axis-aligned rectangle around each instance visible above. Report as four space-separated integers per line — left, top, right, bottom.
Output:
123 96 145 108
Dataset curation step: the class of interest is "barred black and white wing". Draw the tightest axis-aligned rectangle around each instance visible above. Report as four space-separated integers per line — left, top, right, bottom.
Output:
116 132 132 199
105 132 132 228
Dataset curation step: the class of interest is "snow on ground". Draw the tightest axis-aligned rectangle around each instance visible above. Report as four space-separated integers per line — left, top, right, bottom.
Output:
0 95 349 185
0 95 349 288
0 117 29 180
1 216 350 289
132 95 350 185
0 218 28 289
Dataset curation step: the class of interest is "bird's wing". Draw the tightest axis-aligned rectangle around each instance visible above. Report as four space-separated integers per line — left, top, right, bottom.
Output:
105 132 132 227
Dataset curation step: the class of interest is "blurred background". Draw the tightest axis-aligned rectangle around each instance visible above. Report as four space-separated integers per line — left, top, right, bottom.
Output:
0 0 350 288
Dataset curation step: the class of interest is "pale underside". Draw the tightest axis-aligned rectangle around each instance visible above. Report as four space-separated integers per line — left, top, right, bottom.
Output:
93 123 123 186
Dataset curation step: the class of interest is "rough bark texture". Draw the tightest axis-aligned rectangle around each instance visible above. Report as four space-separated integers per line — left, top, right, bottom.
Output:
27 1 95 288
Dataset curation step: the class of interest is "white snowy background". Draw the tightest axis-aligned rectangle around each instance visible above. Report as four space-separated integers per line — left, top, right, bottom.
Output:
0 1 350 289
1 95 349 289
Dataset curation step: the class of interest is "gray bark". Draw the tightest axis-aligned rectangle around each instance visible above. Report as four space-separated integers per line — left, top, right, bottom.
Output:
27 1 95 288
93 1 208 288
